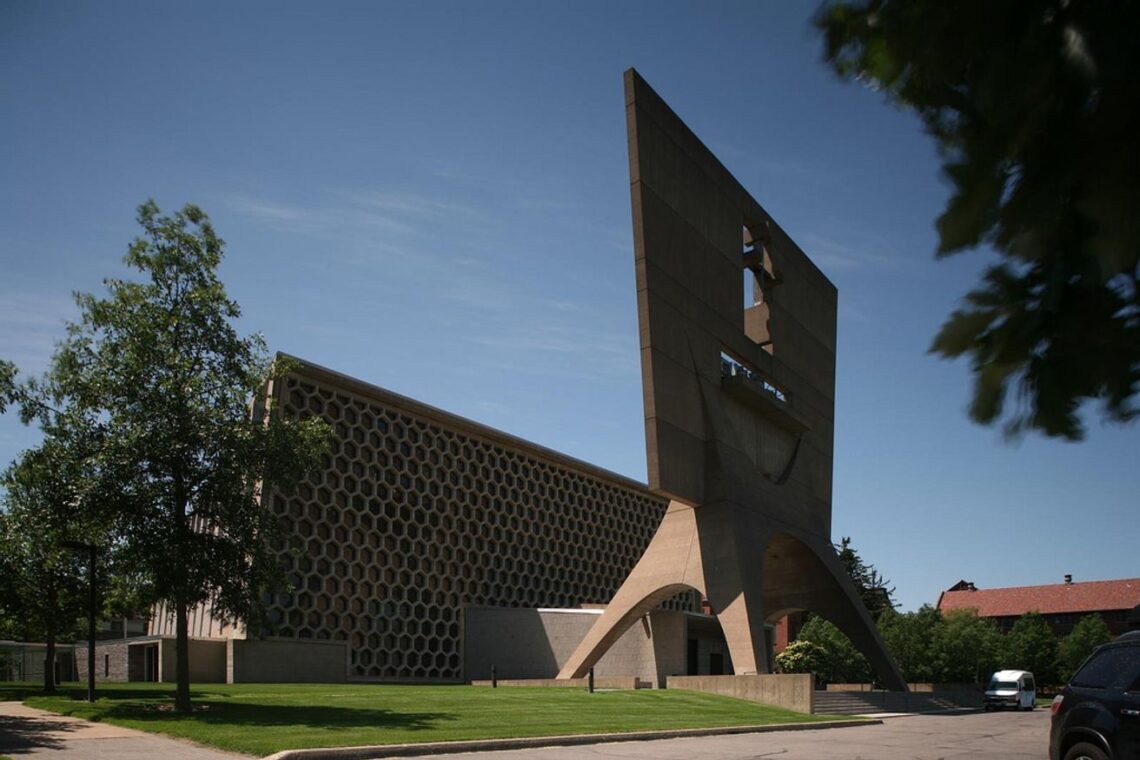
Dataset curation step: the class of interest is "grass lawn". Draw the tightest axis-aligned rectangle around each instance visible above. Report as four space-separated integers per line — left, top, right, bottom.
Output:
5 681 846 756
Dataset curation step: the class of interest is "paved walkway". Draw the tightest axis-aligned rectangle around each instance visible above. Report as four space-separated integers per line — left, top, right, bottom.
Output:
0 701 248 759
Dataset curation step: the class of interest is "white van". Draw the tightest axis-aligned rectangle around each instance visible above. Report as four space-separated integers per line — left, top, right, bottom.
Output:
984 669 1036 710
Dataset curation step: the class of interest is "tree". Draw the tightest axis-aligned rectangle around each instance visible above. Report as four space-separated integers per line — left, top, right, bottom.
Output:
15 201 330 712
817 1 1140 440
775 638 830 682
1002 611 1059 685
1057 614 1113 682
835 536 896 620
0 360 17 411
932 609 1003 684
790 615 873 685
878 604 941 683
0 444 93 692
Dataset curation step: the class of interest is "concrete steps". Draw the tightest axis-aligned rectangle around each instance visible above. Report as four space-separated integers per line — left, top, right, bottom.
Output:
813 690 981 715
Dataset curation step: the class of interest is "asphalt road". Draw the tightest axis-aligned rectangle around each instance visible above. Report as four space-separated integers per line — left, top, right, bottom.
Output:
419 710 1052 760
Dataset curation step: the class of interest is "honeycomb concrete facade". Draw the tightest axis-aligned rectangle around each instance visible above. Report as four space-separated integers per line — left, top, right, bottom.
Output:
243 358 698 681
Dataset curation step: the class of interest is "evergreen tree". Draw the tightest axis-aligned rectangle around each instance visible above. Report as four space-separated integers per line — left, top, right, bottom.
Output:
835 536 896 620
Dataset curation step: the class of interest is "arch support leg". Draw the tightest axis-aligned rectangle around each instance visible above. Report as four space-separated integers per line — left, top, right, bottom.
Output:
557 502 703 679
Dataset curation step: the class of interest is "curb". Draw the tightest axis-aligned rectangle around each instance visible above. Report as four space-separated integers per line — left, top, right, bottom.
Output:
262 718 879 759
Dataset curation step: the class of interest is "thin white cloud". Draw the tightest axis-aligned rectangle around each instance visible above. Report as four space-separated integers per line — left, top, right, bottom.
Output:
797 231 898 272
220 193 415 237
0 292 76 374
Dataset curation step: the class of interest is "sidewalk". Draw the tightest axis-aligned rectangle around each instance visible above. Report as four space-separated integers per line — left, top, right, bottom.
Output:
0 701 247 759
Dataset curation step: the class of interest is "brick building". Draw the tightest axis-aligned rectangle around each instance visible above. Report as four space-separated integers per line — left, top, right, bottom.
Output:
936 577 1140 636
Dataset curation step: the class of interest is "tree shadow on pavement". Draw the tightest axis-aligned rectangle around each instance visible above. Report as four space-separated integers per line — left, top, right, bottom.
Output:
0 713 76 751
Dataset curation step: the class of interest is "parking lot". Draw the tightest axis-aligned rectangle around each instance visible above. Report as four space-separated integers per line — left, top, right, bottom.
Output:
423 709 1052 760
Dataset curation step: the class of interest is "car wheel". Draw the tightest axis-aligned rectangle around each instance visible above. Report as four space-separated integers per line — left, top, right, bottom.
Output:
1063 741 1109 760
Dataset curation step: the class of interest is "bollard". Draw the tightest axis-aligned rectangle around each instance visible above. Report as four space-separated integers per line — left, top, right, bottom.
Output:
491 664 497 688
588 666 595 693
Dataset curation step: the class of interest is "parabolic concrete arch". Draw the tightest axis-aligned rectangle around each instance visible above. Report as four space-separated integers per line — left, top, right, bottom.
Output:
558 70 905 690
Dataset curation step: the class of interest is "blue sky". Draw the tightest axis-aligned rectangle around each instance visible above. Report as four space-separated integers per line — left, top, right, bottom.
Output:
2 1 1136 613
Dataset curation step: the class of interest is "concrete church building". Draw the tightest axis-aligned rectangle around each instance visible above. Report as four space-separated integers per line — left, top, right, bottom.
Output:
83 70 903 690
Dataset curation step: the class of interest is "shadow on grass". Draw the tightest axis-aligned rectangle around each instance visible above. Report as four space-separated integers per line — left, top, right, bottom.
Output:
99 700 458 733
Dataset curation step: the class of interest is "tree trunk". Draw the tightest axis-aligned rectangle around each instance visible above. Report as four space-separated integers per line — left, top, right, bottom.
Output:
173 463 192 714
175 596 190 713
43 634 56 694
43 585 57 694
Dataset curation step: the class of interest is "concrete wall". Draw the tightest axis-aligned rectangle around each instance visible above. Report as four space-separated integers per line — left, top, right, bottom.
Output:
464 607 693 688
143 637 226 683
667 673 815 714
227 638 346 683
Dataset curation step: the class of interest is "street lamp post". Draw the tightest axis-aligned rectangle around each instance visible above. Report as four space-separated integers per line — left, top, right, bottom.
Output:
61 540 96 703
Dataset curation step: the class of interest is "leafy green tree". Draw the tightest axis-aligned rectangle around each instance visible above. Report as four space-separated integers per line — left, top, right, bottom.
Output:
15 200 330 713
0 360 17 411
791 615 872 685
932 609 1003 684
1057 614 1113 682
835 536 895 620
0 443 94 691
879 605 941 683
1001 611 1059 685
817 1 1140 440
774 638 830 682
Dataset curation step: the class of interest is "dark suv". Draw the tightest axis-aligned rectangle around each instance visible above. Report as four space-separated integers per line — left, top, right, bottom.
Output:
1050 630 1140 760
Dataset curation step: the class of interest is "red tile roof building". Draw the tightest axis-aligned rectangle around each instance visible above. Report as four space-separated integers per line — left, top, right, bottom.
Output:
937 577 1140 636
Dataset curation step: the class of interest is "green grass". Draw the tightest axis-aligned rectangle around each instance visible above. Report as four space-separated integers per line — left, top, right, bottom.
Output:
9 681 847 756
